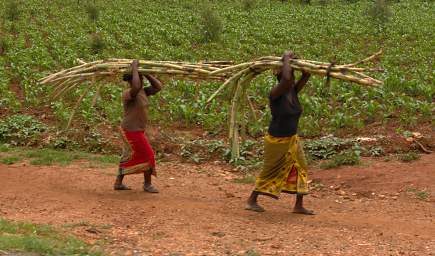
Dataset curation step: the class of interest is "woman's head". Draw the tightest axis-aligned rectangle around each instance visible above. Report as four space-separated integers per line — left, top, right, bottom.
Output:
122 73 143 84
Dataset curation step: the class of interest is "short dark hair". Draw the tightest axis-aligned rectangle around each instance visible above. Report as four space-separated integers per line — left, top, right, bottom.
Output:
122 74 132 82
122 73 144 82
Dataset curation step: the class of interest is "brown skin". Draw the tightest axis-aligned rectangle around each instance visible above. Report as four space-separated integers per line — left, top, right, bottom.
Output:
114 60 162 192
247 51 313 214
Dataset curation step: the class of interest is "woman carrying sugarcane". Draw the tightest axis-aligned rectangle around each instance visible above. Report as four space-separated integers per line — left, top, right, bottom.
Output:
245 51 314 214
114 60 162 192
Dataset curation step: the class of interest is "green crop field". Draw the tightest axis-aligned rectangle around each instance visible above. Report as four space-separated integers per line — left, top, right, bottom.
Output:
0 0 434 141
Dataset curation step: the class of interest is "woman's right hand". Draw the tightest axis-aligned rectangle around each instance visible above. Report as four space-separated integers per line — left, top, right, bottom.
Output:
282 51 296 60
131 60 139 70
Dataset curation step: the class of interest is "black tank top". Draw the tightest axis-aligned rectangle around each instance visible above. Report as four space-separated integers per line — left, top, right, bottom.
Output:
268 88 302 137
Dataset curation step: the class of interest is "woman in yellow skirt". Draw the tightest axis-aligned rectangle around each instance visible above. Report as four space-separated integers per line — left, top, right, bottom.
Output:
246 51 313 214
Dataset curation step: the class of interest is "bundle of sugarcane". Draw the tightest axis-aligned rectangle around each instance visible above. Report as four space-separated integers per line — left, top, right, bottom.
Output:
39 50 383 159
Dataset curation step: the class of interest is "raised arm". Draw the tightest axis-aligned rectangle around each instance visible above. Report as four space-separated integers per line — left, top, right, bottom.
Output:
295 71 311 93
128 60 142 98
144 75 162 96
270 51 296 100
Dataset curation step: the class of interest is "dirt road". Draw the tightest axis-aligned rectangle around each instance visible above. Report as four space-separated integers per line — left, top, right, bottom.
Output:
1 154 434 255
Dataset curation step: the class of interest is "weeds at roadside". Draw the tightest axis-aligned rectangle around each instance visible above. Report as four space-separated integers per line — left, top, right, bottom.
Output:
320 149 360 169
0 218 102 255
398 152 420 162
0 156 22 165
0 115 47 146
0 145 119 167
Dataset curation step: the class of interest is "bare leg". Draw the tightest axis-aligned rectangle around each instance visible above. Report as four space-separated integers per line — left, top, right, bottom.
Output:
114 169 131 190
292 194 314 215
143 169 159 193
245 191 265 212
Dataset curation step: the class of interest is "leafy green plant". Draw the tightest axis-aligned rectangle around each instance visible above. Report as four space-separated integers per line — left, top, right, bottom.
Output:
369 146 385 157
320 149 360 169
0 115 47 146
83 130 109 153
304 137 356 160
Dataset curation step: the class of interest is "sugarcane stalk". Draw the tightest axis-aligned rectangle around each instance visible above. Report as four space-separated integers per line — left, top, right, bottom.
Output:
229 71 257 159
90 83 103 108
66 83 94 129
342 49 383 67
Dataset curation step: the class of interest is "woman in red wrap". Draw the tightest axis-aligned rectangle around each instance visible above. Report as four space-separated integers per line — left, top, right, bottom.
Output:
114 60 162 192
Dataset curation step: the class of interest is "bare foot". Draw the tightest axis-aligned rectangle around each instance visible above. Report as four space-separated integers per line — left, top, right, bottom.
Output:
143 184 159 193
245 203 265 212
114 184 131 190
292 207 315 215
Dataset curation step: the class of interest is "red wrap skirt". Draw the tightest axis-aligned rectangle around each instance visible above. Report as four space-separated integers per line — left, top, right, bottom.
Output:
119 129 156 176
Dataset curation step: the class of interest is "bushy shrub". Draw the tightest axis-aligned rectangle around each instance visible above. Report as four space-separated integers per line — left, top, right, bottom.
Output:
199 4 223 43
86 4 99 22
89 33 105 54
242 0 256 11
4 0 21 21
367 0 391 25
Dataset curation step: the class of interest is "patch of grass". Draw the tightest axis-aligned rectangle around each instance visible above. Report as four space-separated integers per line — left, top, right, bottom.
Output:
415 191 430 200
406 187 430 200
1 156 22 165
234 175 256 184
25 149 78 166
23 148 113 166
0 218 102 255
2 145 119 168
0 144 11 152
95 155 119 164
245 248 260 256
399 152 420 162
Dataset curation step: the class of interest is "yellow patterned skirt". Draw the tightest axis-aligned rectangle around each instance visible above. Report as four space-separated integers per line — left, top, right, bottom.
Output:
254 134 309 198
